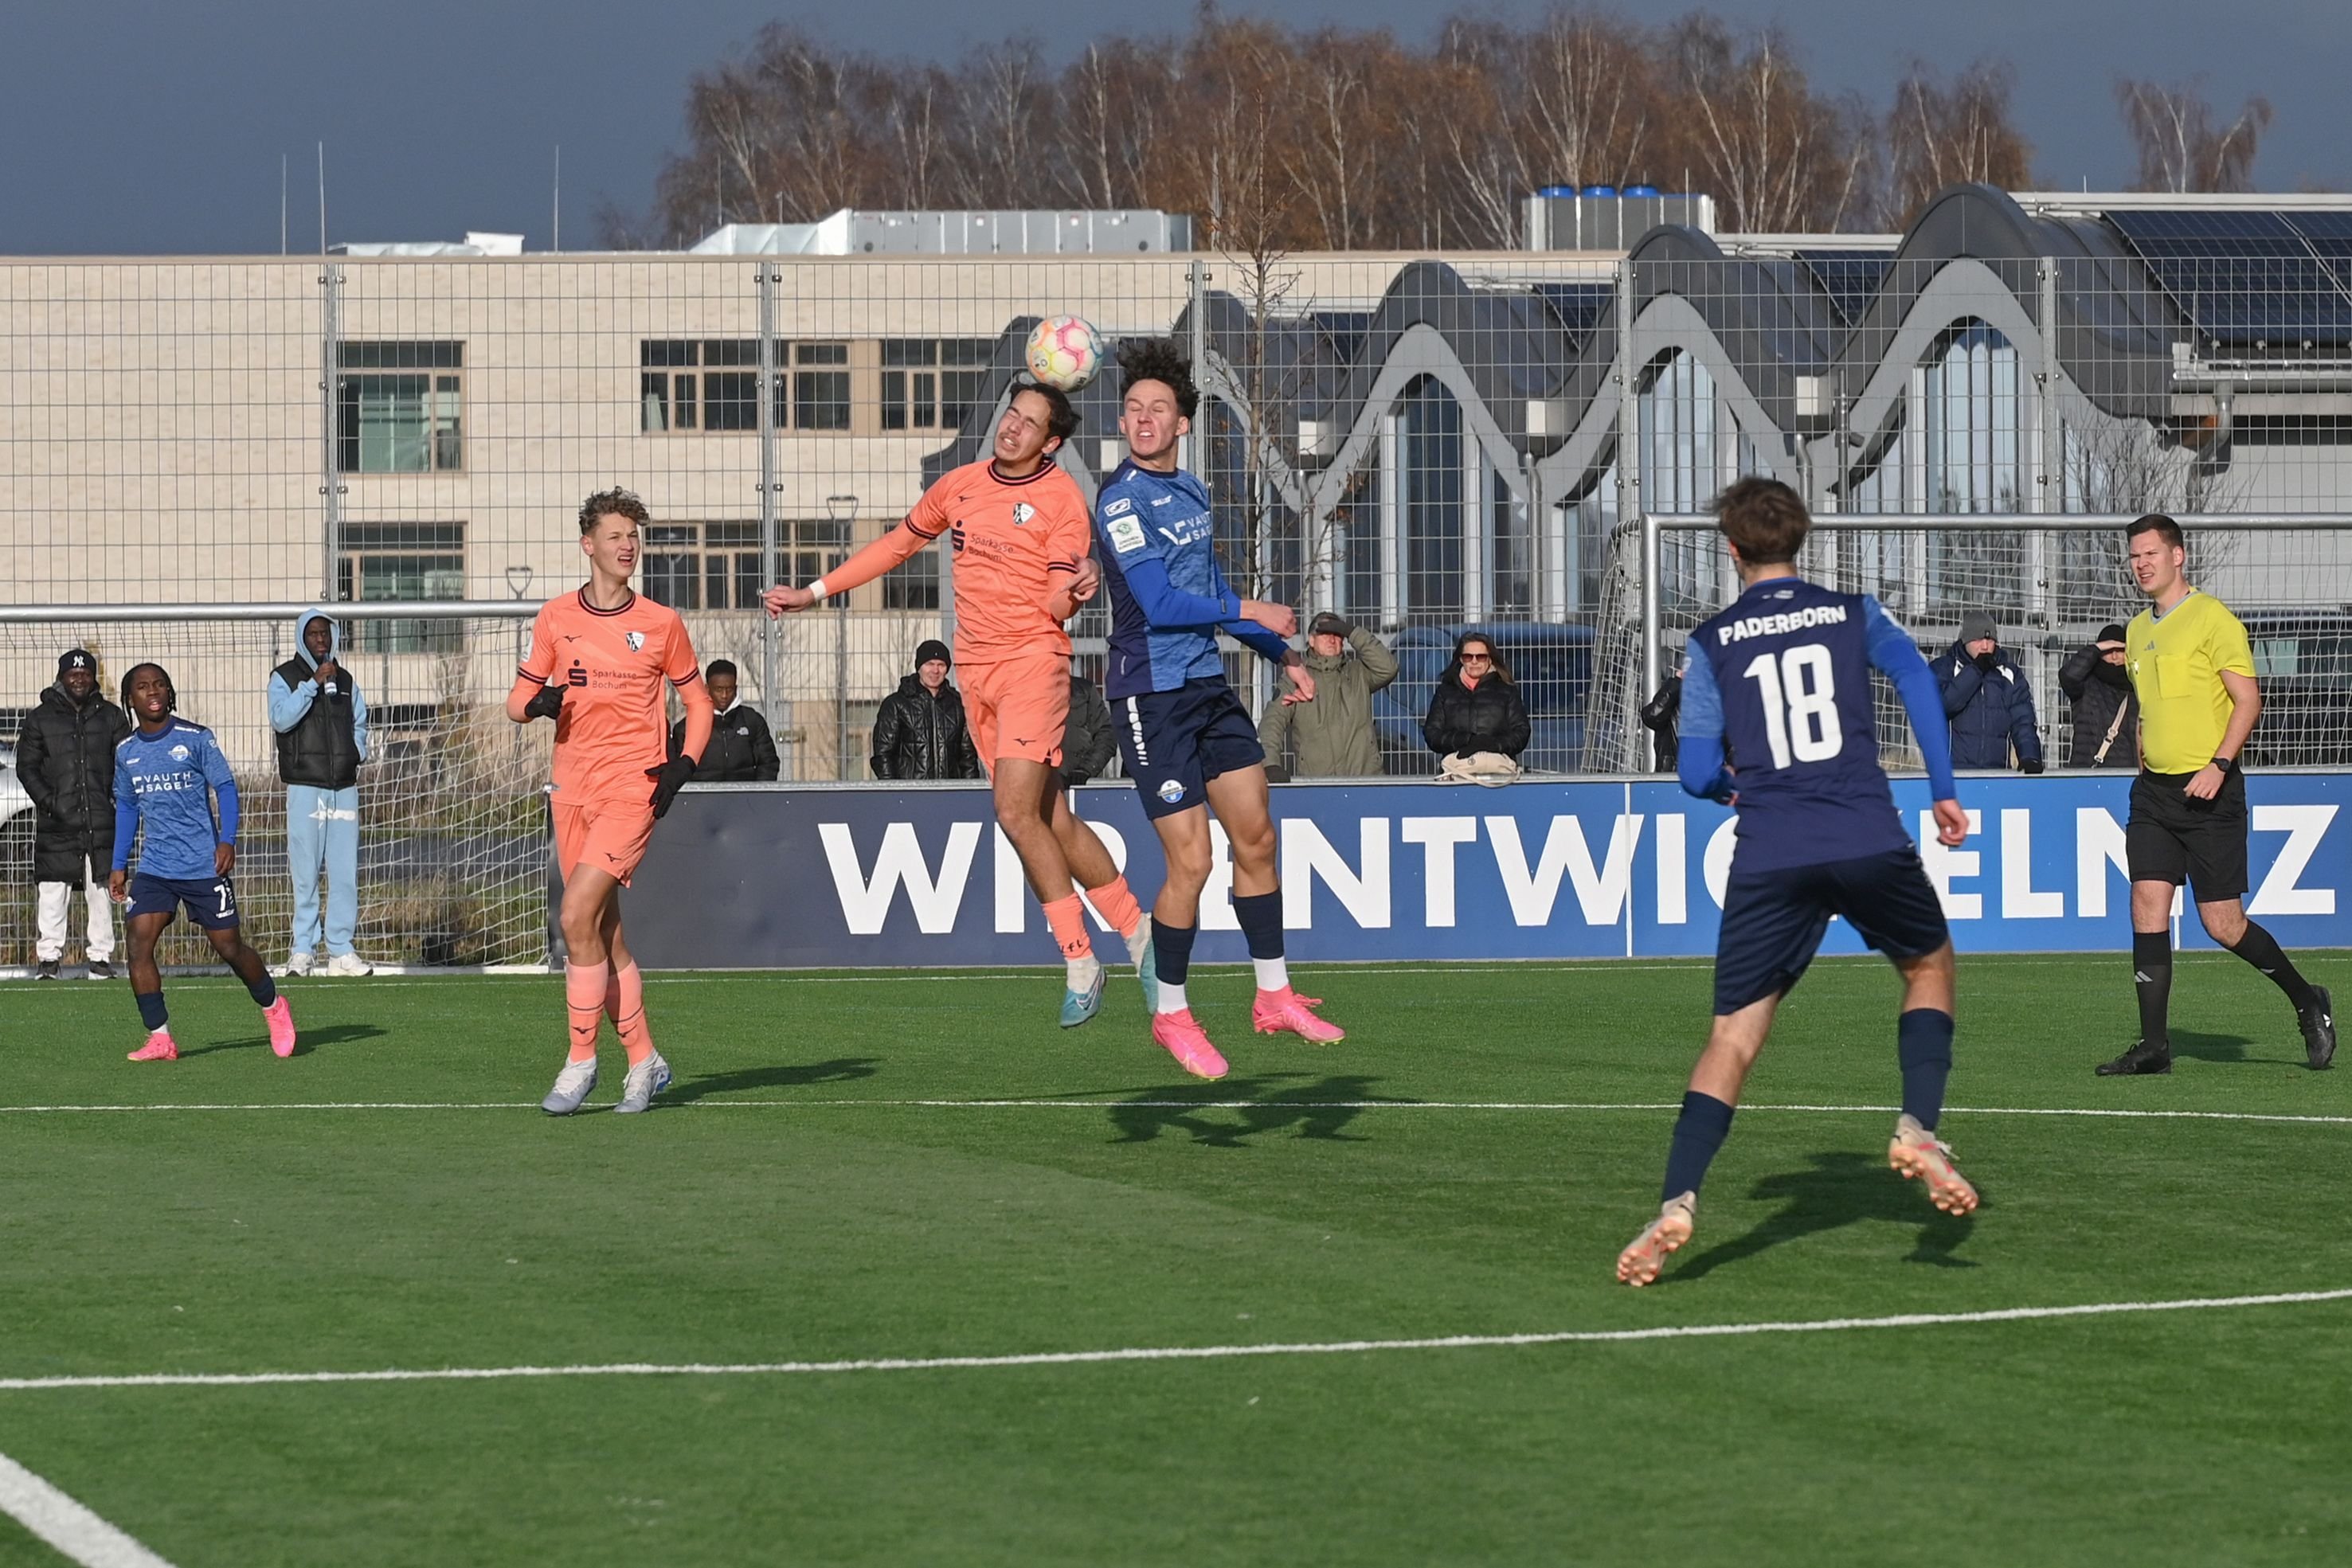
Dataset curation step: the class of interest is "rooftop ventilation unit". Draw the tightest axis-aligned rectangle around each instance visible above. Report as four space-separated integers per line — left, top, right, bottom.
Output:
1524 190 1715 251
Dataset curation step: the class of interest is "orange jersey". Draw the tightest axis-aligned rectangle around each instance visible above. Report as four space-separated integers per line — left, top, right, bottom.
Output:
519 588 703 806
829 459 1090 666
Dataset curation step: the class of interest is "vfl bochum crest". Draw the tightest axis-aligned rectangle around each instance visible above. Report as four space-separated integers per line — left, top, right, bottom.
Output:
1012 502 1036 527
625 631 646 651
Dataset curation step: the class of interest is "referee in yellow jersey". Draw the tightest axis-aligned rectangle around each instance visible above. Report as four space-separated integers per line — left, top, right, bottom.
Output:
2098 514 2334 1075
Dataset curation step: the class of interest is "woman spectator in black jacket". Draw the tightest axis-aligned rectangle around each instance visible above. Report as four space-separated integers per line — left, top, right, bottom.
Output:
2058 622 2137 768
869 639 982 780
1423 632 1531 762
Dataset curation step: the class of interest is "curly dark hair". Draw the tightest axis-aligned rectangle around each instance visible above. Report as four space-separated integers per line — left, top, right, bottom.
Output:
1712 476 1809 565
1115 336 1199 417
1009 380 1080 444
577 486 651 536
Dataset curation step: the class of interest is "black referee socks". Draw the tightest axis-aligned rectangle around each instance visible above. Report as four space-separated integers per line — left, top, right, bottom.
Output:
2133 930 2174 1048
2225 921 2319 1012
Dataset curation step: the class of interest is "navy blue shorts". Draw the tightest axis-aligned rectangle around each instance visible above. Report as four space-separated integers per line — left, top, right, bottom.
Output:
127 871 241 930
1713 848 1949 1015
1114 678 1266 819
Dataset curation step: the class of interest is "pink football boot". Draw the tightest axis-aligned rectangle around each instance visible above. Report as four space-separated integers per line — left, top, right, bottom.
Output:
1251 988 1345 1043
1150 1011 1230 1081
127 1030 178 1062
264 996 297 1058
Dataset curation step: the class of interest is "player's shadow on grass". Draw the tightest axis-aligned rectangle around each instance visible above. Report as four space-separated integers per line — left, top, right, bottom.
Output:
186 1023 385 1059
1665 1151 1980 1284
1107 1073 1409 1148
666 1058 880 1104
2170 1029 2255 1065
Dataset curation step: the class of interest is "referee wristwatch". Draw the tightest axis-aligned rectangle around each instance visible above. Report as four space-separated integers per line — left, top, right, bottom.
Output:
2211 753 2240 777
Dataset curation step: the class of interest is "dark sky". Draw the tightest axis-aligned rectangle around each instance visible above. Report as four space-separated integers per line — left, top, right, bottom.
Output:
5 0 2342 254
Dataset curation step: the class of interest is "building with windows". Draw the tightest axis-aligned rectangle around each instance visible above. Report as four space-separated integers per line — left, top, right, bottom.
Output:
7 186 2351 776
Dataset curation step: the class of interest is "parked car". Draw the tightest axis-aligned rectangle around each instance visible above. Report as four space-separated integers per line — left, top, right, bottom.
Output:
0 744 37 883
1371 624 1598 775
2240 612 2352 768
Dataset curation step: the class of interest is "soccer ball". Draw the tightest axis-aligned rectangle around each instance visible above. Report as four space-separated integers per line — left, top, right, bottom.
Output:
1025 315 1102 391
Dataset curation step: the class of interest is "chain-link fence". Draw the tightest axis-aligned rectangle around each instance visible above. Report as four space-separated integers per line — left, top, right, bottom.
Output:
12 190 2352 941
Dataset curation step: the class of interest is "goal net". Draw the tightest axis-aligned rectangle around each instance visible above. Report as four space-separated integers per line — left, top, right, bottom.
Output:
0 610 552 971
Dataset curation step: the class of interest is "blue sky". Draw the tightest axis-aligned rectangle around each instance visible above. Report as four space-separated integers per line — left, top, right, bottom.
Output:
2 0 2335 253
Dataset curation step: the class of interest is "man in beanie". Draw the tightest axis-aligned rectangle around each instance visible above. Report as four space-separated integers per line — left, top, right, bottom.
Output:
1936 609 2044 772
2059 623 2137 768
870 639 981 780
18 649 132 978
1257 612 1398 778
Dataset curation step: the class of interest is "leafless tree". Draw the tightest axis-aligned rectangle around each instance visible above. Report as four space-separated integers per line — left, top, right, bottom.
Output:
1663 17 1874 233
1884 58 2033 228
2117 78 2273 194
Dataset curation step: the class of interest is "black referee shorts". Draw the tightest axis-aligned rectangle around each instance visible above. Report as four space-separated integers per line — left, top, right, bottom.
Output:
2127 768 2249 902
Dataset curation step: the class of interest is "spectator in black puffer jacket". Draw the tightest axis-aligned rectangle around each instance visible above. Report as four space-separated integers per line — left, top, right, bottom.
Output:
18 649 132 979
870 639 981 780
1423 632 1531 762
2058 622 2138 768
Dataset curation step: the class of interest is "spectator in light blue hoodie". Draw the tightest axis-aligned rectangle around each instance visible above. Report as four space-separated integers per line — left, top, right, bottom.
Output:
267 609 372 976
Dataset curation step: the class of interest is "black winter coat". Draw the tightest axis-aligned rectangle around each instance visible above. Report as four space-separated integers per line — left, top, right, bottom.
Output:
1424 669 1532 760
870 678 981 780
17 683 132 878
2058 644 2139 768
671 704 781 782
1061 675 1114 786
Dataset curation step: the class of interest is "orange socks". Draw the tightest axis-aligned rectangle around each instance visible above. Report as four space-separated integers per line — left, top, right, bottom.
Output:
1042 893 1094 960
1085 875 1144 940
611 962 655 1066
564 960 609 1062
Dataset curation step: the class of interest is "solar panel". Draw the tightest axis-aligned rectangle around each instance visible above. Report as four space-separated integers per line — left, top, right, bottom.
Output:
2280 211 2352 301
1792 249 1894 325
2107 209 2352 347
1529 282 1612 345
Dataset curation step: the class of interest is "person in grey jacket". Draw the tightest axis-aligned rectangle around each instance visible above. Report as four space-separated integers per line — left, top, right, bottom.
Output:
2058 623 2138 768
1060 673 1115 787
1258 613 1398 778
1936 610 2044 772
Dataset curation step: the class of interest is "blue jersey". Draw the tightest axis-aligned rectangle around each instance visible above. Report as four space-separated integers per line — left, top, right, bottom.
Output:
112 718 241 881
1094 459 1289 700
1678 577 1955 874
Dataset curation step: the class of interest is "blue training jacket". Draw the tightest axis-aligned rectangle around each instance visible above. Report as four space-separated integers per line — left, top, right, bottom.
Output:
113 718 240 881
1093 459 1289 701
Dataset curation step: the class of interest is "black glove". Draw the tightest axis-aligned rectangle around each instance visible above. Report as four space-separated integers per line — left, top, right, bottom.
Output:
1973 649 1999 671
2021 758 2045 775
522 683 565 721
647 755 696 819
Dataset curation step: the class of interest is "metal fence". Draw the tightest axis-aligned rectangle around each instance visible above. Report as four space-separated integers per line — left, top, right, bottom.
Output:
12 209 2352 959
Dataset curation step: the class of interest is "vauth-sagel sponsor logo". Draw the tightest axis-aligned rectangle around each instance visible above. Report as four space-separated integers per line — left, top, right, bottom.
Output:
808 787 2342 941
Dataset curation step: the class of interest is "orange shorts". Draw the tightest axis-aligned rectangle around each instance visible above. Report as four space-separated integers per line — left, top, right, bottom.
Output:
959 654 1071 777
553 798 656 887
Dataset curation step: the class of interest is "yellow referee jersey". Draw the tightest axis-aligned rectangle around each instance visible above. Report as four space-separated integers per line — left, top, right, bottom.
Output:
2123 588 2256 774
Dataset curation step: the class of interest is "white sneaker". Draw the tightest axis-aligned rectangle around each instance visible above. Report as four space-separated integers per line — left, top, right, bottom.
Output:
276 952 315 979
542 1057 598 1116
323 952 374 977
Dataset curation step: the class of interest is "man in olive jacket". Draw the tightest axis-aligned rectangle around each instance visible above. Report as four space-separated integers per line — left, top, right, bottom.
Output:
1258 613 1399 778
20 649 132 978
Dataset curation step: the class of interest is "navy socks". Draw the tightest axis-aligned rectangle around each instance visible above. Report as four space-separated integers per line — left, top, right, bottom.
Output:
1661 1091 1735 1202
1896 1009 1955 1131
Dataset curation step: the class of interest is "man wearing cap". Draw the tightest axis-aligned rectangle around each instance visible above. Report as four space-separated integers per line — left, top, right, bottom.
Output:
268 608 372 977
1936 610 2044 772
18 650 132 979
1257 613 1398 779
870 639 981 780
2060 622 2138 768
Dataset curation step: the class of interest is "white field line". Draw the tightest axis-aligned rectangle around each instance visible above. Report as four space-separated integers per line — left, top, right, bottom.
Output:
2 1289 2347 1394
0 1453 176 1567
2 1098 2350 1126
17 951 2310 987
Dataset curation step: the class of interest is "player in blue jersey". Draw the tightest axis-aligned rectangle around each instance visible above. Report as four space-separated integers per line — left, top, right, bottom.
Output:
107 663 296 1062
1094 337 1344 1080
1616 479 1975 1287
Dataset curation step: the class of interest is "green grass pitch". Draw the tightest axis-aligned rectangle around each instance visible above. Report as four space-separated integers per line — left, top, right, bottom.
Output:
2 952 2348 1566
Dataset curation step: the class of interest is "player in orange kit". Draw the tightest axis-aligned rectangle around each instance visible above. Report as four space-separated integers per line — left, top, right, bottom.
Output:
765 381 1156 1026
511 487 714 1116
